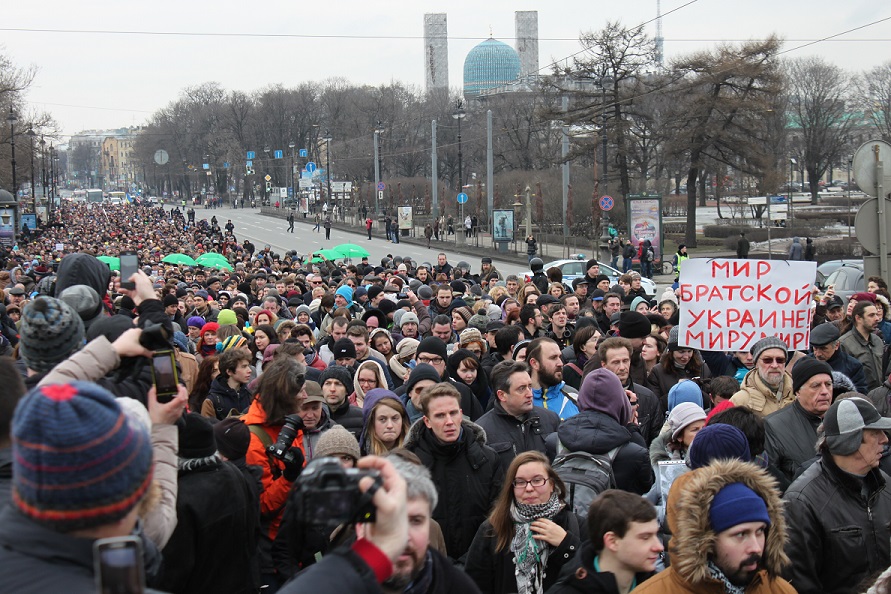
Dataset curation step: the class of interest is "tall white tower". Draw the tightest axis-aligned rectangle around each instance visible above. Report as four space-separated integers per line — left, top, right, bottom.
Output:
424 13 449 91
515 11 539 79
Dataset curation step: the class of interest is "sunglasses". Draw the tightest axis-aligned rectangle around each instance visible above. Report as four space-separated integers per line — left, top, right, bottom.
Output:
760 356 786 365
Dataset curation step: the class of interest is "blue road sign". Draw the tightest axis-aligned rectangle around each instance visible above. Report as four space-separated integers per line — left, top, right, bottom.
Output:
223 162 230 169
599 195 614 211
202 163 210 170
246 160 252 167
288 187 294 197
306 162 317 173
274 150 283 159
246 151 256 160
457 192 468 204
299 149 308 158
377 182 386 191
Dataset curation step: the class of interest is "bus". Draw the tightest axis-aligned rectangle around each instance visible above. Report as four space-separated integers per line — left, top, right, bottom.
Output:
108 191 127 205
86 189 104 204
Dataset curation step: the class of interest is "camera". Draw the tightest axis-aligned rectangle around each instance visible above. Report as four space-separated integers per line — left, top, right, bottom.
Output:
139 321 171 351
293 457 382 527
267 414 304 466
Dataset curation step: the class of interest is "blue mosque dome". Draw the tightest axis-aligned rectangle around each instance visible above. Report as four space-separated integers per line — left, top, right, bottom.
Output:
463 38 521 97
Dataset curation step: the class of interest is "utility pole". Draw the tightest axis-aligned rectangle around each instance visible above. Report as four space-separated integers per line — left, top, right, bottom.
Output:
431 120 438 220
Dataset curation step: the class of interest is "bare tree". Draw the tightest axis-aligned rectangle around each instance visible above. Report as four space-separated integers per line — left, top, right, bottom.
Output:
854 61 891 143
785 57 853 203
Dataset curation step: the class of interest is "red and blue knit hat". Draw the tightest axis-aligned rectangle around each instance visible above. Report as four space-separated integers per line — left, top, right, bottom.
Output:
12 382 154 532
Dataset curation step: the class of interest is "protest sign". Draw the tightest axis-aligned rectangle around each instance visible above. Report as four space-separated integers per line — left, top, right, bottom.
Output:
678 258 817 352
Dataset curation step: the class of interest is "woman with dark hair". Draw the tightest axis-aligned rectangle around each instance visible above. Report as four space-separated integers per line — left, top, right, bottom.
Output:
641 333 667 378
646 332 711 413
465 451 581 594
188 354 219 412
250 324 280 376
447 349 493 409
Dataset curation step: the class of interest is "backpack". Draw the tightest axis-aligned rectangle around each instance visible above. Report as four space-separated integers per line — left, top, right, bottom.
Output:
645 247 655 262
552 446 624 519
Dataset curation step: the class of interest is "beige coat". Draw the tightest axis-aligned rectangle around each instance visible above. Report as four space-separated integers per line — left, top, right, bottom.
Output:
730 368 794 417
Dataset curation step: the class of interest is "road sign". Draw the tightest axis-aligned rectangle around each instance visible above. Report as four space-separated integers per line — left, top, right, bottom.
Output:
306 162 317 173
153 149 169 165
274 150 283 159
246 160 252 167
246 151 256 160
599 195 614 211
202 163 210 170
853 140 891 198
264 174 272 182
457 192 468 204
299 179 312 189
377 182 386 191
288 187 294 197
299 149 308 158
223 162 230 169
378 191 384 201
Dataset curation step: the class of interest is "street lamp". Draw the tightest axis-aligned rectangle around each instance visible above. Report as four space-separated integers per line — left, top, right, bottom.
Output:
288 140 295 205
39 136 46 202
373 120 384 213
6 109 17 200
27 126 36 214
598 77 613 263
263 146 271 204
452 101 466 192
323 129 332 208
49 144 57 215
789 158 796 231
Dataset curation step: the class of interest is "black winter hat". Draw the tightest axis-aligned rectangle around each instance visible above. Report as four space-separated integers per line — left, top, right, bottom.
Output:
791 358 833 393
332 338 357 360
404 363 443 394
178 413 217 459
416 336 448 362
617 311 650 339
319 364 353 390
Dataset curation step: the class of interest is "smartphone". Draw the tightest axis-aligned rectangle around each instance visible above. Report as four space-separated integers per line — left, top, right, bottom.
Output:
120 251 139 290
150 350 180 403
93 536 145 594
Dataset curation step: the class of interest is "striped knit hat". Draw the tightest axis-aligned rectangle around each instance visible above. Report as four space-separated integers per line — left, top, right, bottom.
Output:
12 382 153 532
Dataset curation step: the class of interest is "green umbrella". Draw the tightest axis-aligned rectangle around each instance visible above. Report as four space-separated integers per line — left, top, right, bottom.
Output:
332 243 370 259
310 248 346 263
202 259 233 271
161 253 198 266
196 253 230 267
97 256 120 271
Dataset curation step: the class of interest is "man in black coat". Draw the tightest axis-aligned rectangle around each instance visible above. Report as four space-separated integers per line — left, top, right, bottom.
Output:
597 337 661 447
476 360 561 469
319 365 364 439
810 322 868 395
404 383 504 561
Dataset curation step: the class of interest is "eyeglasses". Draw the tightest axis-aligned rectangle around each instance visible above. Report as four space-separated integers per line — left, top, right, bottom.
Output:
417 355 444 365
512 477 550 489
760 356 786 365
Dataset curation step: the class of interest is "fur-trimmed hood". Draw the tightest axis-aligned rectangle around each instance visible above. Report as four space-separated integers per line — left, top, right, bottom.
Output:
670 459 789 586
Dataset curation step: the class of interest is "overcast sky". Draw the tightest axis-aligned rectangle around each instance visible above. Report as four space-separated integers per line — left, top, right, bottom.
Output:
4 0 890 136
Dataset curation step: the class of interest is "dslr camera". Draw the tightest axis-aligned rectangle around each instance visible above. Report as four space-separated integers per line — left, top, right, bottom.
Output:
267 414 304 466
293 458 382 527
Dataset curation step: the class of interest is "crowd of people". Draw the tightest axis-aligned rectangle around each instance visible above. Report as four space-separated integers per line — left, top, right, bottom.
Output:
0 202 890 593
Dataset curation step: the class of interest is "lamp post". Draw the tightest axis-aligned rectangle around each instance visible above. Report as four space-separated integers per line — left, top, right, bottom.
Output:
27 126 36 214
599 77 612 263
848 155 853 242
263 146 271 205
288 140 295 205
39 136 46 203
6 109 17 200
452 101 466 193
323 129 332 207
373 120 383 213
49 144 57 216
789 158 796 231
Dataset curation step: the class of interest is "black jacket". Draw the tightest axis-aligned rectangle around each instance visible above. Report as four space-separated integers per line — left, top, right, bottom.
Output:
0 446 11 510
156 459 260 594
476 401 561 469
764 401 822 491
329 397 365 440
823 349 868 394
206 375 254 420
557 411 654 495
395 377 484 422
626 380 661 448
465 508 581 594
404 419 504 561
867 379 891 418
783 454 891 594
546 542 653 594
0 507 166 593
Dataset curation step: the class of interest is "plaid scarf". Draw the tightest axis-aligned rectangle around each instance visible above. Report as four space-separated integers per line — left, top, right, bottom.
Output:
510 493 563 594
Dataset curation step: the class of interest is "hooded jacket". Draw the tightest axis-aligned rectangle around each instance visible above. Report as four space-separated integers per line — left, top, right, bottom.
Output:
350 359 389 408
404 418 504 561
730 369 795 417
359 389 408 455
205 375 254 420
783 452 891 594
533 382 580 420
54 253 112 313
635 460 794 594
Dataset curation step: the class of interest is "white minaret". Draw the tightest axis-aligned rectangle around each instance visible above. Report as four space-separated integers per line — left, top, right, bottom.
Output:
424 13 449 91
515 11 539 79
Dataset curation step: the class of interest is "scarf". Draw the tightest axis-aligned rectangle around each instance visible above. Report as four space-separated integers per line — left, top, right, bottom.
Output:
510 492 563 594
706 560 746 594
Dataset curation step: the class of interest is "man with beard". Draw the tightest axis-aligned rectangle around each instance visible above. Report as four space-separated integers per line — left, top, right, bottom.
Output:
528 337 579 420
582 311 652 386
634 460 795 594
730 337 795 418
839 300 885 391
598 337 661 447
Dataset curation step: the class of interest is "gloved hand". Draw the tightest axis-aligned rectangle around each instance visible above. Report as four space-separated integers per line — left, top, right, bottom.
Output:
282 447 305 482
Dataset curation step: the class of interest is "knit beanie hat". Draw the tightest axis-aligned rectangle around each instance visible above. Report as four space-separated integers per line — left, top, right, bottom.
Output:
398 311 419 329
217 309 238 326
58 284 104 329
294 304 312 318
750 336 788 364
617 311 650 339
668 402 707 440
12 382 153 532
315 425 361 462
416 337 448 363
791 357 833 393
577 368 633 426
19 297 85 373
213 417 251 461
709 483 771 534
822 397 891 456
453 307 472 324
178 412 217 459
459 327 485 349
630 296 650 313
366 285 384 301
162 294 180 308
335 285 354 306
667 380 704 411
586 258 599 271
218 335 248 353
332 338 357 360
667 326 681 351
468 313 490 333
200 322 219 338
319 364 353 391
404 363 443 395
687 424 751 469
187 316 205 328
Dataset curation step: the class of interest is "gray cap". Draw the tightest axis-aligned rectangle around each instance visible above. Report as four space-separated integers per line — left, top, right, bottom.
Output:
810 323 841 347
750 336 788 363
822 397 891 456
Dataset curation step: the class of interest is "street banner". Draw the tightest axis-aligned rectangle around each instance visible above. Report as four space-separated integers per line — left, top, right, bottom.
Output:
678 258 817 351
398 206 413 230
493 209 514 242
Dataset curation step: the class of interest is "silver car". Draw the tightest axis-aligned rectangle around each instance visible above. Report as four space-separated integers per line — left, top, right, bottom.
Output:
522 258 657 297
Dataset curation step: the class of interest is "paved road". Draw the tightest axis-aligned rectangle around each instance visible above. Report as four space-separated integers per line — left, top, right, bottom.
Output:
201 206 531 277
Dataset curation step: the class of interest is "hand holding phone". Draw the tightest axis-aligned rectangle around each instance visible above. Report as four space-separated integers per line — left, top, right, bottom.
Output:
150 351 180 403
119 251 139 291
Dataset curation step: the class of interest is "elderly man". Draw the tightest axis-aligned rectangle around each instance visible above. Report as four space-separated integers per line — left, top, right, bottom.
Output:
764 358 833 491
840 300 885 391
783 397 891 593
810 322 868 394
731 337 795 417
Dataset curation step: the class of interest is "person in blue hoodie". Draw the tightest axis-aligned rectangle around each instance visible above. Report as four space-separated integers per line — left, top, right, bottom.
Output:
528 337 579 420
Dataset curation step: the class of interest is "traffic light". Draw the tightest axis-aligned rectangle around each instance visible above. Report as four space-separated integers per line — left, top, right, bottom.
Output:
265 181 272 191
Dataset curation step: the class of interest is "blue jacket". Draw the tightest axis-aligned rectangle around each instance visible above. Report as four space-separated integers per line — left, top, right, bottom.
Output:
533 382 579 420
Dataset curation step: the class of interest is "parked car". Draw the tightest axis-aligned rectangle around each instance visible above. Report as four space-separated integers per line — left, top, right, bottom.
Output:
521 257 657 297
823 262 864 302
816 259 861 290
